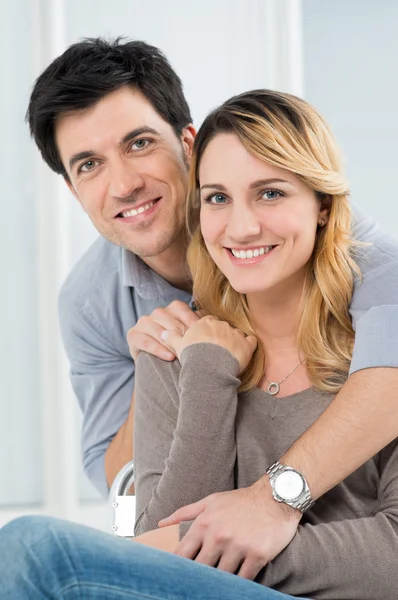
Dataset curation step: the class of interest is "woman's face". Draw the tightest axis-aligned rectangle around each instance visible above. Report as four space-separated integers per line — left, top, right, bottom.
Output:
199 133 326 298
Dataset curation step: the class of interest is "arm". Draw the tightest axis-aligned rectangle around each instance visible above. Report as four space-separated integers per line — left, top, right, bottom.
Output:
262 442 398 600
104 392 135 490
280 205 398 498
59 294 135 497
133 343 240 535
281 364 398 498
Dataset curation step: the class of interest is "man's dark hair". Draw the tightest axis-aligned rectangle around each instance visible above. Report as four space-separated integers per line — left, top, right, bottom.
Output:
26 37 192 177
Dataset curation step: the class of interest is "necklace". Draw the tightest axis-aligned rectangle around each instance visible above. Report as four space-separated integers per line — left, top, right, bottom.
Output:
265 358 304 396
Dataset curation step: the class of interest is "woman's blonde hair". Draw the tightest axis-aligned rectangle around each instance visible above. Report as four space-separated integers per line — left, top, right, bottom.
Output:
186 89 361 393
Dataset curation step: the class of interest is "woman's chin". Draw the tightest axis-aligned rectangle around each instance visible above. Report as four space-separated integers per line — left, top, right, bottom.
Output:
228 281 273 296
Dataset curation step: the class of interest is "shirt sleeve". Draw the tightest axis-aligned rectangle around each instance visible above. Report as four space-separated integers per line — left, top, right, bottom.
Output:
349 208 398 373
133 343 240 536
261 440 398 600
58 292 134 498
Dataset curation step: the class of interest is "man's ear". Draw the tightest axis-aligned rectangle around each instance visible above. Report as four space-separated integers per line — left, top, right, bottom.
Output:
180 124 196 162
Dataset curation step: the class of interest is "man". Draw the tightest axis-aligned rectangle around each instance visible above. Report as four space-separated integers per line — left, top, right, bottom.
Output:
17 37 398 590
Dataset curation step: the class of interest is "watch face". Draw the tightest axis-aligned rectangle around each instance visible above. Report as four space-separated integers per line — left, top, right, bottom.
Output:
274 470 305 500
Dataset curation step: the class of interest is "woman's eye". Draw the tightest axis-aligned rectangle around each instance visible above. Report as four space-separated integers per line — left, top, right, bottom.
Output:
207 193 227 204
262 189 283 200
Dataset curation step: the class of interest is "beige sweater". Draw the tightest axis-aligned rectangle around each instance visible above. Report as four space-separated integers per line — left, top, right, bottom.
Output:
134 343 398 600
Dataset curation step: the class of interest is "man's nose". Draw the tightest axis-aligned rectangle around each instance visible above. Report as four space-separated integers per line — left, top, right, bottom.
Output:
108 160 145 198
225 205 261 240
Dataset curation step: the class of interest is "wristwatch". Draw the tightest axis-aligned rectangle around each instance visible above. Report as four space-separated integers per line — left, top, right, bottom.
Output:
266 461 314 513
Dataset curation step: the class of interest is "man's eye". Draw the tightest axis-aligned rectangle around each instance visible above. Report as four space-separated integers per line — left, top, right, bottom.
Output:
79 160 97 173
132 139 150 150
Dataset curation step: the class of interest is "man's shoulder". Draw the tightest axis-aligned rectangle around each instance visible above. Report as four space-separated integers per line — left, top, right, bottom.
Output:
59 236 122 312
352 203 398 259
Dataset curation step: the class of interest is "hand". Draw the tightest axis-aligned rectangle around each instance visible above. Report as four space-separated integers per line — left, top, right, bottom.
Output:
127 301 200 361
133 524 179 553
158 476 301 580
161 315 257 374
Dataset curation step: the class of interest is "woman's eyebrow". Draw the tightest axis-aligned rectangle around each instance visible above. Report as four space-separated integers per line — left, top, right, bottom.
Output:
248 178 294 189
200 183 226 192
200 178 295 192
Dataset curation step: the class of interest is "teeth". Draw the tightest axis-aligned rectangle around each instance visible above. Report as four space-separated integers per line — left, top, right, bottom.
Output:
121 201 155 218
231 246 274 259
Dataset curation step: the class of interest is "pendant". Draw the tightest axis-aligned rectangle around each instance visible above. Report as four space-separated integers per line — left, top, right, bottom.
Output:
267 382 280 396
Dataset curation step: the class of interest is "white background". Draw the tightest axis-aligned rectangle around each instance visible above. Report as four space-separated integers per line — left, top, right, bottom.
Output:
0 0 397 532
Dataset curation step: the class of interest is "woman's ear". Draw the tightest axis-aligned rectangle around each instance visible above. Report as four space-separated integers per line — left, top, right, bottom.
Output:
318 194 331 225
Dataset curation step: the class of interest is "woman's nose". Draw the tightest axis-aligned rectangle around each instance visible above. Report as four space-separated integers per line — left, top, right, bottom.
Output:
225 205 261 240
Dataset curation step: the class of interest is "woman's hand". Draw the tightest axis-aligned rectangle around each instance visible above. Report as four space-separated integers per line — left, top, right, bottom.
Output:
161 315 258 373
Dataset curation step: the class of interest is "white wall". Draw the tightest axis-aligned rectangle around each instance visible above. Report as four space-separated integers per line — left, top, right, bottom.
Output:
302 0 398 236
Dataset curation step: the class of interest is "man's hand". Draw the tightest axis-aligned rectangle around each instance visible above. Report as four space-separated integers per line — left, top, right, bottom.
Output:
159 476 301 580
127 301 200 361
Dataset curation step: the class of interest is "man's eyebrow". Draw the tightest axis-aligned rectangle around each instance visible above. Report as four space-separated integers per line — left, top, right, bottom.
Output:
200 178 293 192
69 151 95 171
68 127 161 171
121 126 160 145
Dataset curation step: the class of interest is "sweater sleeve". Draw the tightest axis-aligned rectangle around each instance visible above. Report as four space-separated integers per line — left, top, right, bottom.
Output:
133 343 240 536
261 441 398 600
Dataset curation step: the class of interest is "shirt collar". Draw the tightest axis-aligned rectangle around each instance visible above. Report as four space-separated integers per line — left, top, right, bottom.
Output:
121 247 192 303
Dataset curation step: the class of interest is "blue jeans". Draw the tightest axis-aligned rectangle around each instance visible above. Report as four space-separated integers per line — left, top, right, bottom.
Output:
0 516 307 599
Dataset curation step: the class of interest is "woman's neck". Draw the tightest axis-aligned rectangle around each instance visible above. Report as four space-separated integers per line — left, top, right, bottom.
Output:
246 276 311 396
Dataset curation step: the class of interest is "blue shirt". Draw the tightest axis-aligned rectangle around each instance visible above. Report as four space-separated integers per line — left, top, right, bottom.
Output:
59 204 398 497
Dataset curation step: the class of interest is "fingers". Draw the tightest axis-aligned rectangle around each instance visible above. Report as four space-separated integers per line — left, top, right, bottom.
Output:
158 500 206 527
166 301 201 329
159 329 184 358
127 322 175 361
216 550 244 574
174 532 202 560
193 544 222 567
237 556 264 580
127 301 200 361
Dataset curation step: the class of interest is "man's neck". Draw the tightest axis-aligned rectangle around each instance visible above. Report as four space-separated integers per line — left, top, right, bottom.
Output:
142 238 192 294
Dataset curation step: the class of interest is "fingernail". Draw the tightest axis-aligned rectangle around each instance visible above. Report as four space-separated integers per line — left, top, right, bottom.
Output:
160 330 170 341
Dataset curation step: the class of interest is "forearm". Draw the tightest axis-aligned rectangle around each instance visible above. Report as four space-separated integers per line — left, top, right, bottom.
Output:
134 346 239 535
104 392 135 490
281 368 398 498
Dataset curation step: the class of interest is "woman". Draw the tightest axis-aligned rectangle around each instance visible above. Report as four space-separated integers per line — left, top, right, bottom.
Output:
132 90 398 599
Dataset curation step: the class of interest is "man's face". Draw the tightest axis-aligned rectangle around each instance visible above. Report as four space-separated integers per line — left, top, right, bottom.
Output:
56 87 194 257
